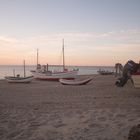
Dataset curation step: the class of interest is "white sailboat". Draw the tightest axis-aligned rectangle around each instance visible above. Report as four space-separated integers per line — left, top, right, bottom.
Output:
5 60 33 83
31 39 78 81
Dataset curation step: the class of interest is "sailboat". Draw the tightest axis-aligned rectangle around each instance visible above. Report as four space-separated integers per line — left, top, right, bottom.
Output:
5 60 33 83
31 39 78 81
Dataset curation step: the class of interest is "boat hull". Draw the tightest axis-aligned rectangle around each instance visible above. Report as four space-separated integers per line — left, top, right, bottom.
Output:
5 76 34 83
31 71 78 81
59 77 93 85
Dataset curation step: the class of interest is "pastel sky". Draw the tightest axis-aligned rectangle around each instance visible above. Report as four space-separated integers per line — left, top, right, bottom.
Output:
0 0 140 66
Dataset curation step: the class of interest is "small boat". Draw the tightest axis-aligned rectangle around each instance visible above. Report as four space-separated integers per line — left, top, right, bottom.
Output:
59 77 93 85
5 60 33 83
5 76 33 83
97 69 114 75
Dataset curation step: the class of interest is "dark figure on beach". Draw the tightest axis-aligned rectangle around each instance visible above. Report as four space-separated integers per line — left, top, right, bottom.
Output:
115 60 140 87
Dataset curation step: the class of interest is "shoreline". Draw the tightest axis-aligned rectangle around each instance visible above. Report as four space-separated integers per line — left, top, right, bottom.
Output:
0 75 140 140
0 65 115 79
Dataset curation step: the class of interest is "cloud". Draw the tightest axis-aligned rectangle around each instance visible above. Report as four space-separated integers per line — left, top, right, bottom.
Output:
0 29 140 65
0 36 18 44
1 29 140 48
97 30 140 44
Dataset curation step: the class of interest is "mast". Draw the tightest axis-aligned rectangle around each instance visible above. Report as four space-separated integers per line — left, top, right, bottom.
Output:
37 48 39 69
23 60 26 77
62 39 65 71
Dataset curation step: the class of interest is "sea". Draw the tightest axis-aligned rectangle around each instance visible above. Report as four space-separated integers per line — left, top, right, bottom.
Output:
0 65 115 79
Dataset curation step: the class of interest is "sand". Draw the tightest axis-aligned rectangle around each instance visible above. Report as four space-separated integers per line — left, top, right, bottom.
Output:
0 75 140 140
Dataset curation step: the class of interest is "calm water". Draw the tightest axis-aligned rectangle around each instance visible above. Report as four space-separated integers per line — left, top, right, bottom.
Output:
0 65 114 79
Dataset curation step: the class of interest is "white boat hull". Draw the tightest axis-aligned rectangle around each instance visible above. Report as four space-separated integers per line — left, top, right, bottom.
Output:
31 70 78 81
5 76 33 83
59 77 93 85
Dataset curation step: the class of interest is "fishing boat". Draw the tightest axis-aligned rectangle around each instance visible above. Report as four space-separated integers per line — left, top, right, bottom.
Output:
31 70 77 81
5 76 33 83
59 77 93 85
5 60 33 83
31 39 78 81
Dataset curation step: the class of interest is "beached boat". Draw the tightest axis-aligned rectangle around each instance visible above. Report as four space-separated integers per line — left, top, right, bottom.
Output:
59 77 93 85
31 39 78 80
5 76 33 83
5 60 33 83
31 70 77 81
97 69 114 75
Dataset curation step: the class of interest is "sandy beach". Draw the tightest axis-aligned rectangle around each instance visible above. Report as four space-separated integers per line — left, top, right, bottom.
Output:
0 75 140 140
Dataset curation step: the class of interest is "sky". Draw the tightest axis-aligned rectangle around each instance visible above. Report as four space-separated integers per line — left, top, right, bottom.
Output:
0 0 140 66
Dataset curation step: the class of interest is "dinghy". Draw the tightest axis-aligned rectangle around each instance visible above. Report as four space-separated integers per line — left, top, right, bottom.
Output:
59 77 93 85
5 76 33 83
5 60 33 83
